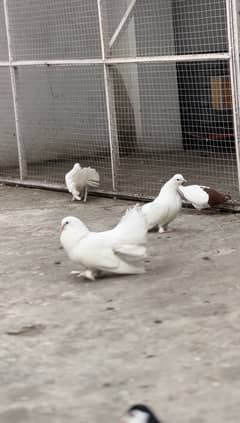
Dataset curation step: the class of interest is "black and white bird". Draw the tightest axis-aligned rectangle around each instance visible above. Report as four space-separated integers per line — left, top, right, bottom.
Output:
122 404 162 423
142 174 186 233
179 184 231 210
60 206 147 280
65 162 100 202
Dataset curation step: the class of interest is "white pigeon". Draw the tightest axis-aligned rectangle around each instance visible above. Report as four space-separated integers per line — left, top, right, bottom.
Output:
122 404 162 423
65 163 100 202
179 184 231 210
60 206 147 280
142 174 186 233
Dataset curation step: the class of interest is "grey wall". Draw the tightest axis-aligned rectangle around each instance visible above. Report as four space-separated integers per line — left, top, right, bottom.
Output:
0 68 19 172
0 0 107 170
134 0 182 151
7 0 102 60
15 65 110 162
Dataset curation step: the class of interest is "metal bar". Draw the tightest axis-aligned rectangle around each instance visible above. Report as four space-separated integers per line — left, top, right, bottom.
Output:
106 52 230 64
226 0 240 194
97 0 119 193
11 59 103 66
3 0 27 180
109 0 136 49
103 64 120 189
0 177 151 201
0 53 230 68
3 177 240 208
97 0 107 58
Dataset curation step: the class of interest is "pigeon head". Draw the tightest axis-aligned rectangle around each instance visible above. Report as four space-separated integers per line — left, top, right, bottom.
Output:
71 163 81 173
172 174 186 185
61 216 88 234
167 174 186 189
122 404 161 423
224 192 231 201
60 216 89 251
73 163 81 169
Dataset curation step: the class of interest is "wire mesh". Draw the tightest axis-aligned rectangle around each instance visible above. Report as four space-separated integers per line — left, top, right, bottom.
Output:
105 0 228 58
0 1 8 61
235 1 240 67
0 67 19 179
0 0 239 200
111 61 238 197
14 65 112 189
6 0 101 60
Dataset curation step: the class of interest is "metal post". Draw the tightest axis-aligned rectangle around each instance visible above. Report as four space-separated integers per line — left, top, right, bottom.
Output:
3 0 27 180
97 0 119 193
109 0 136 49
226 0 240 194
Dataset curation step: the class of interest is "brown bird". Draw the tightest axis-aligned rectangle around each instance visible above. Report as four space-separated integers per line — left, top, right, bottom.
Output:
179 184 231 210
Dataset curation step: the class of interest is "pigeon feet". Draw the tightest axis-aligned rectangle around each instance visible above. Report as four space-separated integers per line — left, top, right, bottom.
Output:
158 224 168 233
80 270 96 280
72 195 81 201
70 270 82 276
70 270 96 281
83 188 88 203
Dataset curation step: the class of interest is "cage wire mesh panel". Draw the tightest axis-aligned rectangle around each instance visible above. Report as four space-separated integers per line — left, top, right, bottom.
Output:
103 0 239 197
111 61 238 197
0 1 19 179
0 0 239 199
6 0 101 61
0 0 8 60
0 68 20 179
14 65 112 188
105 0 228 58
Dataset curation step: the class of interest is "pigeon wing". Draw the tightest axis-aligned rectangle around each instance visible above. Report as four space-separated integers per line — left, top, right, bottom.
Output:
72 234 120 271
85 167 100 188
179 185 209 209
110 206 147 246
114 244 146 262
202 187 231 206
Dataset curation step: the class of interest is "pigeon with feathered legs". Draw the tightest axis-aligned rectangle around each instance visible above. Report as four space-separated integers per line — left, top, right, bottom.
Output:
65 163 100 202
60 206 148 280
142 174 186 233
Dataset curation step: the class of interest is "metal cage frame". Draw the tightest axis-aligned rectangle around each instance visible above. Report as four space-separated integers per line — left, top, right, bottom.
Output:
0 0 240 200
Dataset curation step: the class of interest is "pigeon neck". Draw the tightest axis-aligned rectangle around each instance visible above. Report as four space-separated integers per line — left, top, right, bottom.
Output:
61 225 89 251
160 182 179 195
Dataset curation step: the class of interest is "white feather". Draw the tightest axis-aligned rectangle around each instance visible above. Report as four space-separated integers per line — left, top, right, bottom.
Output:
179 185 209 210
60 207 147 278
65 163 100 201
142 174 185 232
123 410 149 423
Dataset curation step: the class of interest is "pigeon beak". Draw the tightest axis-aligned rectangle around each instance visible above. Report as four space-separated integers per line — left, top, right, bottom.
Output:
60 223 64 232
182 178 187 185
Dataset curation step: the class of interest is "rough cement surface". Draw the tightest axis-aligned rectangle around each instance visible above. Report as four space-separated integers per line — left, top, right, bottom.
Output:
0 185 240 423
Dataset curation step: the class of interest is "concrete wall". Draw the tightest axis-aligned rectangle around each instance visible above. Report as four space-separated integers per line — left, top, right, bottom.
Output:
134 0 182 151
0 0 108 168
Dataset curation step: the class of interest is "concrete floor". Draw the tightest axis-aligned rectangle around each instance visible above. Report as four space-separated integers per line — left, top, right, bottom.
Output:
0 185 240 423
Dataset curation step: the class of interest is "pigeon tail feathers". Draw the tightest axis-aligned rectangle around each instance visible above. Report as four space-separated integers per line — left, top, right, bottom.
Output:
111 206 147 247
